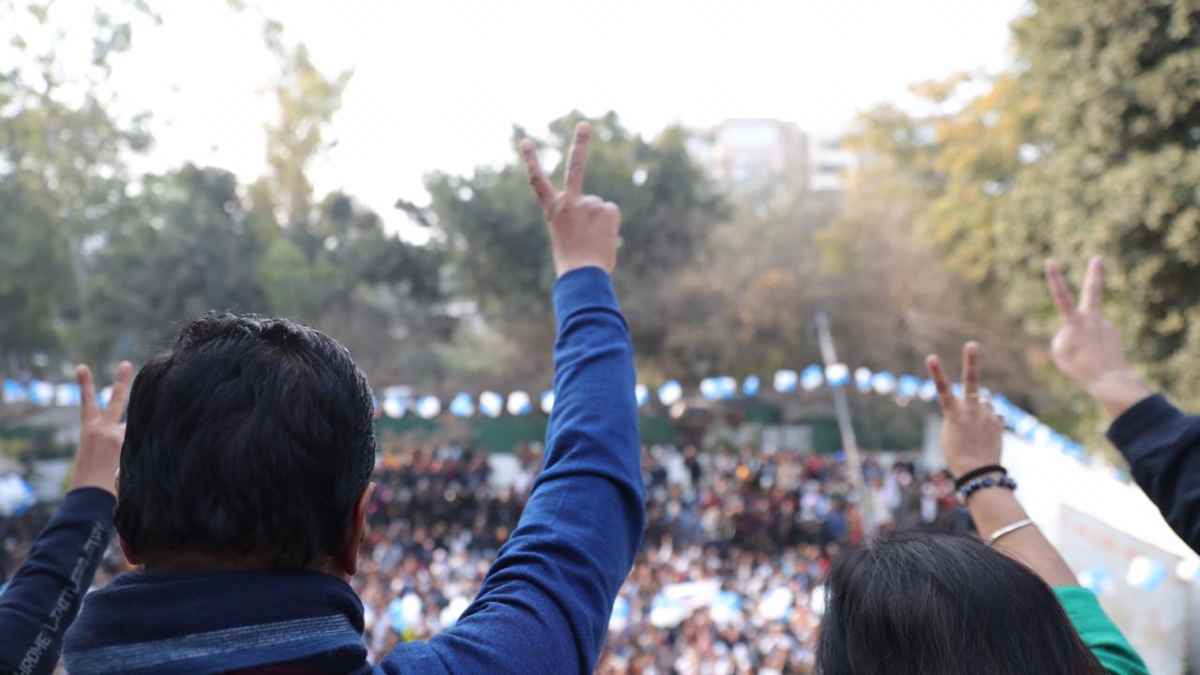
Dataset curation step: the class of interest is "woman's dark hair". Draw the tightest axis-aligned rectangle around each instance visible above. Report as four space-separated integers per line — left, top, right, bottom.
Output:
816 531 1104 675
114 313 376 568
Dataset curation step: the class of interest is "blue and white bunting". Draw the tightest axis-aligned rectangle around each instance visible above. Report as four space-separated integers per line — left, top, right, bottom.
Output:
854 367 873 393
29 380 54 406
3 380 27 404
773 370 797 393
0 474 35 517
416 395 441 419
0 361 1106 482
825 363 850 388
870 371 897 395
658 380 683 406
741 376 760 397
506 391 532 416
479 391 503 418
449 392 475 418
800 365 824 392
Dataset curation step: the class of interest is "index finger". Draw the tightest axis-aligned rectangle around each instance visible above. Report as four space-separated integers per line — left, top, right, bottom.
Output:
962 341 982 398
77 365 98 419
104 361 134 423
1079 256 1104 314
1044 259 1076 318
925 354 955 413
519 139 556 211
564 121 592 196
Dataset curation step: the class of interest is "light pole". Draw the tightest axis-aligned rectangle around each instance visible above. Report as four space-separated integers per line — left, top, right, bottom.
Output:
815 311 877 537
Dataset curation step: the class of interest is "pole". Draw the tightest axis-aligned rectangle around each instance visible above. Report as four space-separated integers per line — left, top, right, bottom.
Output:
814 311 877 537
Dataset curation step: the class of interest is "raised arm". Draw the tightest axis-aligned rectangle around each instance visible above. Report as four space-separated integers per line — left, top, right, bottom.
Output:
927 344 1147 674
383 123 644 675
0 362 131 675
1046 258 1200 552
927 344 1077 587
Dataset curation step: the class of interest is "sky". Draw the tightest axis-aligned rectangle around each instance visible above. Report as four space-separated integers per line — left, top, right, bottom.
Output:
96 0 1028 238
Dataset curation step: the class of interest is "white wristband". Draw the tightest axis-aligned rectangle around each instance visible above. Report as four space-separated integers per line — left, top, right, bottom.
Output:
988 518 1035 546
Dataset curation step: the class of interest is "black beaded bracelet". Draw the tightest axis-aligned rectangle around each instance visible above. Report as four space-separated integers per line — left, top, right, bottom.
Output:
953 464 1007 491
958 475 1017 504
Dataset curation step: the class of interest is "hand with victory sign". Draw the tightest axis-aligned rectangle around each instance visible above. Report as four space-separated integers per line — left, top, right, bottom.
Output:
926 342 1004 478
72 361 134 496
928 342 1081 589
1045 257 1151 418
520 122 622 278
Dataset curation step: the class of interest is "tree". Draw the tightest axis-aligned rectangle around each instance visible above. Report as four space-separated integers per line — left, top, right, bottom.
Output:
846 0 1200 440
652 182 840 381
81 165 270 361
250 27 448 384
0 0 153 373
816 158 1038 403
258 20 351 229
1001 0 1200 407
402 111 727 383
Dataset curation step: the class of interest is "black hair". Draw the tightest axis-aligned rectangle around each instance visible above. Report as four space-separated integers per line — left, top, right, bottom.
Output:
114 313 376 568
816 531 1104 675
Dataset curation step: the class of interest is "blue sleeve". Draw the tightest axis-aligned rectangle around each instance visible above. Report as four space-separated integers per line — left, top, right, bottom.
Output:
0 488 114 675
1107 394 1200 553
381 267 645 675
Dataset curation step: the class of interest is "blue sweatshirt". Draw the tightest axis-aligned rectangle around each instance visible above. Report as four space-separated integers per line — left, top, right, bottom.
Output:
2 266 643 674
0 488 114 675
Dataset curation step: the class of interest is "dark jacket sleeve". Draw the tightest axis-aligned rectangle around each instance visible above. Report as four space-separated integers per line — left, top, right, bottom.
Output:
382 266 645 675
1107 395 1200 553
0 487 114 675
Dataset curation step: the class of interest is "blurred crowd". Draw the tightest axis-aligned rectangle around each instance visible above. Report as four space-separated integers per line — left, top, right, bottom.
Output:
1 441 966 675
341 441 967 674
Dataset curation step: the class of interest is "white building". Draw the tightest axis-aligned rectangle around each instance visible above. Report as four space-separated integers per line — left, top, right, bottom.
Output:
692 120 856 198
807 134 856 192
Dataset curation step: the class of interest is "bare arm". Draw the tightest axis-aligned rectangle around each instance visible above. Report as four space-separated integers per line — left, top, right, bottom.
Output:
927 344 1074 585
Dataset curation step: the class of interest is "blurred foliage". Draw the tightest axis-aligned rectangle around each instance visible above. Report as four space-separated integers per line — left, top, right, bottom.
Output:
0 2 446 387
1005 0 1200 412
0 0 153 374
402 111 729 385
845 0 1200 444
3 0 1198 455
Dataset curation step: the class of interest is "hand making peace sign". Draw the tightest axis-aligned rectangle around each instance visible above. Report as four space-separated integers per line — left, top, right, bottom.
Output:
1045 257 1150 417
520 122 622 278
72 361 134 496
926 341 1004 478
1044 258 1131 391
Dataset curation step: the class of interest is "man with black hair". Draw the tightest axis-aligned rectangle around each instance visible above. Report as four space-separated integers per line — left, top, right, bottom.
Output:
3 121 643 674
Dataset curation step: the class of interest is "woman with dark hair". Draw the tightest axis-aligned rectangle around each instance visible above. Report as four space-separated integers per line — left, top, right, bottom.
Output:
815 342 1148 675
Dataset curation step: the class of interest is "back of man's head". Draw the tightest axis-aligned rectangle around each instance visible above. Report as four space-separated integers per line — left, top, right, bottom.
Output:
114 313 376 569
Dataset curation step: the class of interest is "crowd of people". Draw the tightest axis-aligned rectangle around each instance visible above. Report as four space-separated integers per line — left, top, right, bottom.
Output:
2 438 957 674
326 439 960 672
0 123 1176 674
